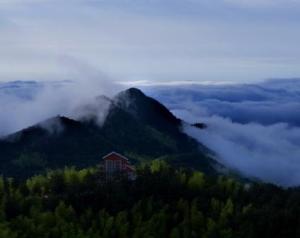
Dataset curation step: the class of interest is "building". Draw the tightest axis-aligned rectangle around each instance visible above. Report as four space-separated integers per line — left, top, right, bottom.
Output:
103 152 136 180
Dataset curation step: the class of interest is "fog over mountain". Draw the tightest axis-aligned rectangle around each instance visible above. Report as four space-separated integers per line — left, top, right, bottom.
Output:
145 79 300 187
0 79 121 136
1 78 300 186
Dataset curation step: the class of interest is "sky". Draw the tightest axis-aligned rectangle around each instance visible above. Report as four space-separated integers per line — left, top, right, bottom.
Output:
1 0 300 83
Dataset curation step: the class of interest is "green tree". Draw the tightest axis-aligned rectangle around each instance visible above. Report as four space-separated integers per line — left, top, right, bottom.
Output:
188 172 205 190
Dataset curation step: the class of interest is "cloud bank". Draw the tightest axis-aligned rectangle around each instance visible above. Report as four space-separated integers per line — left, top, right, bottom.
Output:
145 79 300 187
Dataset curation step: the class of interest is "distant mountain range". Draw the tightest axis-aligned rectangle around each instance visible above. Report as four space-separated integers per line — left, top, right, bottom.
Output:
0 88 218 178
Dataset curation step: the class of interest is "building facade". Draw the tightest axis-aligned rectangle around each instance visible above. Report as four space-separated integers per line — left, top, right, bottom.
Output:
103 152 135 179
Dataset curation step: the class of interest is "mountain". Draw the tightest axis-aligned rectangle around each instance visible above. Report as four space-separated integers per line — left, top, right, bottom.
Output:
0 88 217 178
115 88 181 131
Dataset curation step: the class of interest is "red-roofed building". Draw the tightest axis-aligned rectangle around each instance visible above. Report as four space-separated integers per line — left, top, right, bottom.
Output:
103 152 136 180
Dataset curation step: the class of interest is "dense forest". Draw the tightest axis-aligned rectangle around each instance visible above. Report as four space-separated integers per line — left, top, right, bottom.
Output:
0 161 300 238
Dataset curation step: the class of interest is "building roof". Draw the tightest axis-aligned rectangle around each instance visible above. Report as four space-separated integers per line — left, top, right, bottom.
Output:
102 151 129 161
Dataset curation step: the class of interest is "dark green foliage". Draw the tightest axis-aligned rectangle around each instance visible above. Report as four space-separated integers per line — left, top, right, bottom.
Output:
12 153 47 170
0 163 299 238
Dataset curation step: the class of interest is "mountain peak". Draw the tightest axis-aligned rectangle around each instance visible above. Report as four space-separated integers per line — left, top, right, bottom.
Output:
113 87 181 132
125 87 145 96
115 87 146 102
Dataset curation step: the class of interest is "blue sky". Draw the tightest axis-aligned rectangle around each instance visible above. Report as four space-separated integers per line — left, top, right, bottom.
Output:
1 0 300 83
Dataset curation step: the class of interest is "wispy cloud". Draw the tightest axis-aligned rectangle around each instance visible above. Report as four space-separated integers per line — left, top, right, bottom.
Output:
0 58 121 136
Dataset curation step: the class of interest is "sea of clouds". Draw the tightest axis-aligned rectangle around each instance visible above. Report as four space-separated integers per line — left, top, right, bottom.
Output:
144 79 300 187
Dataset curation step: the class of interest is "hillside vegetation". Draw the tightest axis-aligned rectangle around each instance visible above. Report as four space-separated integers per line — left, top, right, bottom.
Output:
0 161 299 238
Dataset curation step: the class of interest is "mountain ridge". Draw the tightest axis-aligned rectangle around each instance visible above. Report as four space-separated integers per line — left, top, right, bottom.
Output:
0 88 217 178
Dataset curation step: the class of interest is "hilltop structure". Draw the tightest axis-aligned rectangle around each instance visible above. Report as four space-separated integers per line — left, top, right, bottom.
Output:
102 152 135 180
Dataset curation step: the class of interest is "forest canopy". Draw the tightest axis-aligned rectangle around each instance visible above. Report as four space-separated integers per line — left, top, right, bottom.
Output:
0 161 299 238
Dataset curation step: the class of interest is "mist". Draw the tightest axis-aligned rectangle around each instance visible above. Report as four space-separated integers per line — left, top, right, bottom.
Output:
145 79 300 187
0 61 121 136
184 117 300 187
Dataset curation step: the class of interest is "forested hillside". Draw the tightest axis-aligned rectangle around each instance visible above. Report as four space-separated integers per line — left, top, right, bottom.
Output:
0 161 299 238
